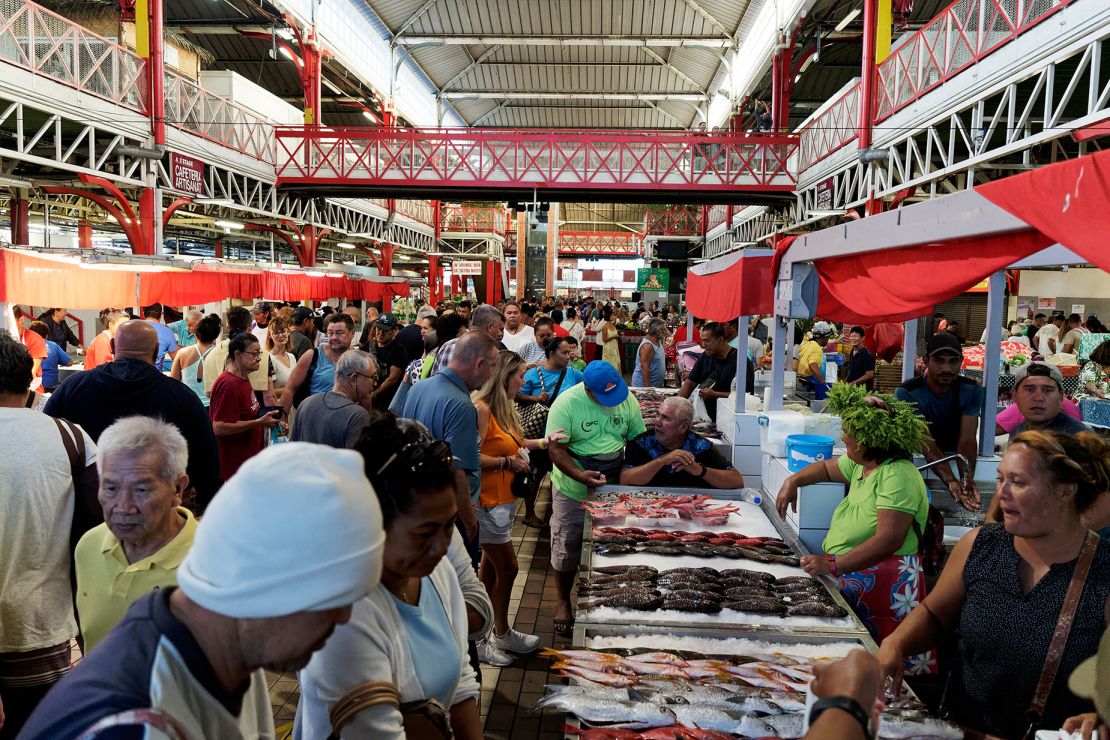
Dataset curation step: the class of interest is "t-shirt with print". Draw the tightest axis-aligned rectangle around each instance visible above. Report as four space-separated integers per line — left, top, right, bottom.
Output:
521 365 584 401
1035 323 1061 356
546 384 646 501
208 371 262 481
822 456 928 556
371 339 410 409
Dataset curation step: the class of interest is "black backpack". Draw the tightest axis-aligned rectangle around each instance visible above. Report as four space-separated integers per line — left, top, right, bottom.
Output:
911 507 946 577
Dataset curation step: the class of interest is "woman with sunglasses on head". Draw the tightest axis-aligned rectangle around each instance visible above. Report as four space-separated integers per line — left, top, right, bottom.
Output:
209 333 280 482
294 411 489 740
471 351 567 666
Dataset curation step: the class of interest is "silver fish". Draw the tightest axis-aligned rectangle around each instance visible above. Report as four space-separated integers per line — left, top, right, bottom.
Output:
532 694 677 728
670 705 746 733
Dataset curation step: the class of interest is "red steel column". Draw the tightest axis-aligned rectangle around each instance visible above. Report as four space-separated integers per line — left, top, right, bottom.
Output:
778 29 797 132
485 260 496 305
138 188 156 255
148 0 165 145
302 28 322 125
858 0 879 152
10 197 28 245
427 254 441 307
770 49 782 130
78 220 93 248
380 243 395 310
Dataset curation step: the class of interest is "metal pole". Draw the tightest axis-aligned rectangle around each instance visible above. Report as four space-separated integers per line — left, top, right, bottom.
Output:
735 314 749 412
902 318 918 382
980 270 1006 458
770 317 787 411
43 204 50 247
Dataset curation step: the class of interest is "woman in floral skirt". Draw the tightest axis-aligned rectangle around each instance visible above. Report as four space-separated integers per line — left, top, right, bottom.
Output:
776 384 935 674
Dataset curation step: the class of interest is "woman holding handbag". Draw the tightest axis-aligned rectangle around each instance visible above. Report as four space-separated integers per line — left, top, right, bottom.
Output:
877 430 1110 739
472 351 566 666
518 337 584 405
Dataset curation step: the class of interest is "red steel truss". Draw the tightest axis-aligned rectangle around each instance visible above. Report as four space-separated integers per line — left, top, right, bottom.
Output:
558 231 643 256
643 208 702 236
273 127 799 203
439 204 509 235
798 0 1076 170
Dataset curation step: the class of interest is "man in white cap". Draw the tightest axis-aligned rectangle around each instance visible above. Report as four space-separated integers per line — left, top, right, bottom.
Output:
19 442 385 740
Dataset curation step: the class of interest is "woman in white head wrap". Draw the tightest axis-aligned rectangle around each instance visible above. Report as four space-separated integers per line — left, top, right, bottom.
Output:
294 411 491 740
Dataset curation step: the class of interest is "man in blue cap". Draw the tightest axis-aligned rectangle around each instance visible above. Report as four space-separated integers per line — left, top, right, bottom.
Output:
545 360 646 636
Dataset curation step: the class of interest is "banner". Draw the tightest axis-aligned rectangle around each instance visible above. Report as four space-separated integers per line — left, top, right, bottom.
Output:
453 260 483 276
636 268 669 292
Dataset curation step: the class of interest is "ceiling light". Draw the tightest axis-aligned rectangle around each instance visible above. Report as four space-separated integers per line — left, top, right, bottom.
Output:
794 74 801 83
279 46 297 62
362 110 379 123
275 27 295 41
834 8 861 31
808 209 847 218
195 197 234 206
337 242 356 249
0 174 33 188
214 219 244 230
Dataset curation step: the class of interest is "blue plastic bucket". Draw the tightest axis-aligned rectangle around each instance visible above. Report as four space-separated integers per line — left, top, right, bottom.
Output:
785 434 835 472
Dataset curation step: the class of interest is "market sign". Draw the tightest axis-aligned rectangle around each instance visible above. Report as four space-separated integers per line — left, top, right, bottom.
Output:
637 267 669 292
170 153 205 196
453 260 483 276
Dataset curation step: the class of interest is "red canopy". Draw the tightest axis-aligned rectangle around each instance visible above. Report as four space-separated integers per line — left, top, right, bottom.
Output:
0 250 408 310
776 150 1110 324
686 252 773 321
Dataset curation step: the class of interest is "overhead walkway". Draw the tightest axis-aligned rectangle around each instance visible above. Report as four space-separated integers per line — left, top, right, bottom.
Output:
273 127 799 204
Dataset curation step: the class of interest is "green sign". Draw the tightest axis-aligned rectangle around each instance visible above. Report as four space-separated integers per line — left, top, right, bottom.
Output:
637 268 669 292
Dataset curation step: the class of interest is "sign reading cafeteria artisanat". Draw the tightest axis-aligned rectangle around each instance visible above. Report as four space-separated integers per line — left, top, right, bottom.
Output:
170 153 205 196
452 260 483 276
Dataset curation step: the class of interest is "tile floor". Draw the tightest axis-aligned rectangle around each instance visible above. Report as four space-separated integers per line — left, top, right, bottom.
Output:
267 478 574 739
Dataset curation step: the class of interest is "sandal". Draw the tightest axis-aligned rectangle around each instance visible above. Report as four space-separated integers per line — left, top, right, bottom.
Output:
553 616 575 637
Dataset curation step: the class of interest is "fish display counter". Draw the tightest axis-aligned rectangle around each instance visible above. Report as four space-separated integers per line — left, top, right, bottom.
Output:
542 626 960 739
574 486 871 638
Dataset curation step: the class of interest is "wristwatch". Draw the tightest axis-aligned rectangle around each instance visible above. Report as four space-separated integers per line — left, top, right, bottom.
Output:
809 696 874 740
695 463 707 479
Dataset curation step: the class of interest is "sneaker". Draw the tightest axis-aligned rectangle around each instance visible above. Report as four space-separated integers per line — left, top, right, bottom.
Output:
490 627 541 655
476 638 514 667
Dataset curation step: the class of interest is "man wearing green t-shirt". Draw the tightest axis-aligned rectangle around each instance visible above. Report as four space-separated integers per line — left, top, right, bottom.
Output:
546 361 646 636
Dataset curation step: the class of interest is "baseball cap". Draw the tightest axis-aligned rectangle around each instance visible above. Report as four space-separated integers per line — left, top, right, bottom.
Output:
291 306 314 325
583 360 629 407
416 306 437 320
1068 626 1110 721
375 312 400 330
811 321 834 336
1013 361 1064 391
925 331 963 358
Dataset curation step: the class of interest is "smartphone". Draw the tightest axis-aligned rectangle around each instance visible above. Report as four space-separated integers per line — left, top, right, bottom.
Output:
258 405 284 419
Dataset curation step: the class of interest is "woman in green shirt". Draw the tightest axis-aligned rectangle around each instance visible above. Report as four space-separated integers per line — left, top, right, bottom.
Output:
776 384 933 674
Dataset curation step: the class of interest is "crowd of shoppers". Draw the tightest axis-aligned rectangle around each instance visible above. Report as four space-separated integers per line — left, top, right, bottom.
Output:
3 292 1109 740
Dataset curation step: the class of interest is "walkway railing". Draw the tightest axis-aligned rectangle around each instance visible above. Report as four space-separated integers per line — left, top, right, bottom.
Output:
0 0 147 111
0 0 275 163
559 231 643 256
274 127 799 196
164 71 273 163
440 204 508 234
799 0 1077 172
644 208 701 236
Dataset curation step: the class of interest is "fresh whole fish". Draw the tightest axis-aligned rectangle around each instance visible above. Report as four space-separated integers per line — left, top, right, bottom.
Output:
776 576 815 586
596 535 642 546
555 664 643 687
661 567 719 577
658 579 723 593
533 693 677 729
640 544 686 556
721 597 784 614
669 705 746 733
594 565 659 577
720 569 776 584
876 714 963 739
661 597 722 614
595 542 638 555
589 592 665 610
785 601 847 618
583 587 664 600
722 586 776 601
739 710 805 738
664 588 723 602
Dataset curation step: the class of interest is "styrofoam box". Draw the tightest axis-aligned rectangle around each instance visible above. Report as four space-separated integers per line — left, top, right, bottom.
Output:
764 454 845 529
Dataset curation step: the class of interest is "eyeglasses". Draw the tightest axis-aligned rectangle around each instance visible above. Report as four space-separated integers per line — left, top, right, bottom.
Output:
352 371 377 385
375 439 452 477
245 350 263 358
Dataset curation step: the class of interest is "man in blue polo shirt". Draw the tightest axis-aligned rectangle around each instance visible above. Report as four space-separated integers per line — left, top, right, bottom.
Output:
142 303 179 372
401 331 499 565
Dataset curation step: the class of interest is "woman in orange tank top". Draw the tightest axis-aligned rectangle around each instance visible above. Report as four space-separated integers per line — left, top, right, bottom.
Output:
471 351 566 665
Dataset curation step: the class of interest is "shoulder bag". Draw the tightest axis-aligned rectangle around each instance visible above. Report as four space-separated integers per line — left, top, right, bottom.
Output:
516 366 568 438
54 417 102 550
78 708 188 740
328 680 452 740
958 530 1099 740
504 426 534 499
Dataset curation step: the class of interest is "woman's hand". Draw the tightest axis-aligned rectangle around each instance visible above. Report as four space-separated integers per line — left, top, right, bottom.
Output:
800 554 831 577
1063 713 1108 740
507 454 530 473
537 390 550 404
545 429 568 446
875 640 906 699
775 478 799 518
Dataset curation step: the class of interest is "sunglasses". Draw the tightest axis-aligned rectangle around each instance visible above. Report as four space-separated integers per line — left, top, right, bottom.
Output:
376 439 452 477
